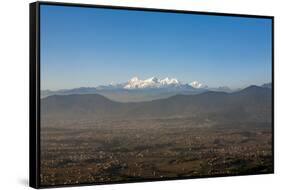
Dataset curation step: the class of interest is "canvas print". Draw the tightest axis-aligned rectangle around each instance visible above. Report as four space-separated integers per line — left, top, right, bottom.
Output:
39 4 273 187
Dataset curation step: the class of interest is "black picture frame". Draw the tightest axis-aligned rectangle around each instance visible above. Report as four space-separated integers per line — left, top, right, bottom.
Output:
30 1 274 188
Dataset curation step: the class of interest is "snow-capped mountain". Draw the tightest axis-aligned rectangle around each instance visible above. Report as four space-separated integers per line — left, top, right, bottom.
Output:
41 77 238 102
189 81 208 89
124 76 181 89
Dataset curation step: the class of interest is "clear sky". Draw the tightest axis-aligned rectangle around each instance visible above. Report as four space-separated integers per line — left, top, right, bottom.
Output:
40 4 272 90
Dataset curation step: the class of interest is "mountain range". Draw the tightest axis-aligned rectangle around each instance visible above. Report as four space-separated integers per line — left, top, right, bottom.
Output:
41 77 271 102
41 85 272 124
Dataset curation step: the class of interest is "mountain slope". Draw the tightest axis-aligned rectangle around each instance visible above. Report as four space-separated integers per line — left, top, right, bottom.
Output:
40 77 208 101
41 86 272 123
261 83 272 89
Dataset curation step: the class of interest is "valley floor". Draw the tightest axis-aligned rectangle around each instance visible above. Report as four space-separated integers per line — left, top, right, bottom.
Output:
40 117 273 186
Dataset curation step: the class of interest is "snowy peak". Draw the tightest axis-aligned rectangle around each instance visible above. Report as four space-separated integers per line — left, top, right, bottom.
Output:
189 81 207 89
146 76 159 83
97 77 209 90
160 77 179 85
129 77 140 83
124 77 180 89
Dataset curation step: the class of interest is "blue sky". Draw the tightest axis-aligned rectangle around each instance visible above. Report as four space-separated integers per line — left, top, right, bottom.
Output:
40 5 272 90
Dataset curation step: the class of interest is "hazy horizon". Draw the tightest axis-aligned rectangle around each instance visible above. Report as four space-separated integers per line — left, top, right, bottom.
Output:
41 5 272 91
41 75 271 91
